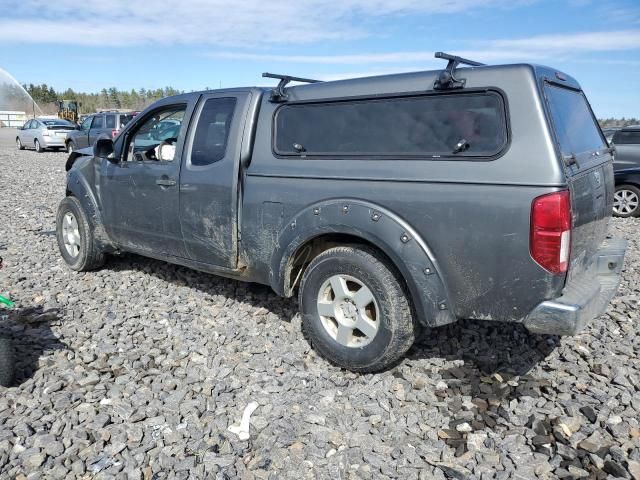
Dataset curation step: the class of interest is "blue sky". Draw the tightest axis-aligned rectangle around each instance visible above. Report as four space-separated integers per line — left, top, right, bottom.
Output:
0 0 639 117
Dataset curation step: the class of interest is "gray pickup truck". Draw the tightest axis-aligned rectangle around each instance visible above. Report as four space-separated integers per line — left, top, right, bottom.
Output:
57 54 626 372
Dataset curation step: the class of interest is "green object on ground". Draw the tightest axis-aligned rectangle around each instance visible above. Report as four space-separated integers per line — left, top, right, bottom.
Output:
0 295 13 309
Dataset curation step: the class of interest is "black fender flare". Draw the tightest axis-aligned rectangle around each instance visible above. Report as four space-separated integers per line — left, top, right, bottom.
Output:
270 199 455 327
66 168 112 250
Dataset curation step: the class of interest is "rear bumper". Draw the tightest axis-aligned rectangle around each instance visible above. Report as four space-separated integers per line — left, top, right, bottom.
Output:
524 238 627 335
41 135 67 147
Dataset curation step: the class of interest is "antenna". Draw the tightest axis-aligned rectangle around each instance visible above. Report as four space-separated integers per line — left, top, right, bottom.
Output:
433 52 485 90
262 72 322 102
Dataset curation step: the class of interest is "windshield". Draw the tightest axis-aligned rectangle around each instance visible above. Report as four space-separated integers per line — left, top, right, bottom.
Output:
545 84 606 156
42 119 74 126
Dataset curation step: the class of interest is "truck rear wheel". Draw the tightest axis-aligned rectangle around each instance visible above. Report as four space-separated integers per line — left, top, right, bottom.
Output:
299 246 416 373
56 196 105 271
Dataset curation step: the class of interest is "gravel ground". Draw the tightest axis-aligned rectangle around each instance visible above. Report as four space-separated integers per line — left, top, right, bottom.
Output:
0 127 638 480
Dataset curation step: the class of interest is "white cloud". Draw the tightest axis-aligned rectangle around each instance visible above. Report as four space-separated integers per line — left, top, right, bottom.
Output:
208 48 545 65
491 30 640 52
207 30 640 67
0 0 531 46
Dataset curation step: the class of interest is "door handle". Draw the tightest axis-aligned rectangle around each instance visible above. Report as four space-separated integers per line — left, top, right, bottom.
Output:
156 178 177 187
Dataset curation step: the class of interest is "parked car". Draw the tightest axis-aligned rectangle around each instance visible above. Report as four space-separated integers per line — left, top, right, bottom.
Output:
611 125 640 171
16 118 77 152
57 55 626 372
613 168 640 217
65 111 135 153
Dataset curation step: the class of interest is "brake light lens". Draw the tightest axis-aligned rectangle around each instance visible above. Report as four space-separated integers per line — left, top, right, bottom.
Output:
111 130 118 138
530 191 571 274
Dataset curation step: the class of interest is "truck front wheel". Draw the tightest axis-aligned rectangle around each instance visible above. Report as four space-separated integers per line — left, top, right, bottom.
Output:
56 196 105 271
299 246 416 373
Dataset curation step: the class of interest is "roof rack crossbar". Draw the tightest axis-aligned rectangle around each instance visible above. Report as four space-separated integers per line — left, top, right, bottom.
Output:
262 72 322 102
433 52 485 90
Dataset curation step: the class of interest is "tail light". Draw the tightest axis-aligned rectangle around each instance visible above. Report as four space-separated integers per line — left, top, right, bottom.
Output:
42 129 50 136
111 130 118 138
530 190 571 274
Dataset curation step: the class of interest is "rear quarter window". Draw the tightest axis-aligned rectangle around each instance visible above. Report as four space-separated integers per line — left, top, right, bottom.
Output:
274 92 507 158
544 84 606 156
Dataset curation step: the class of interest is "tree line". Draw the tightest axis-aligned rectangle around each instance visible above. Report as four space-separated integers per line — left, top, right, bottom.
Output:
22 83 184 114
5 82 640 127
599 117 639 128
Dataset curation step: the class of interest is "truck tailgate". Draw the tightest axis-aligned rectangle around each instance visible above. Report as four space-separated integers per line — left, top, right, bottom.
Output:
566 159 614 283
543 82 614 284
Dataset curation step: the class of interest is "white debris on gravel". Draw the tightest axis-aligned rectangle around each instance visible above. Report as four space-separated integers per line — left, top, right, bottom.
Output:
0 128 639 479
228 401 259 441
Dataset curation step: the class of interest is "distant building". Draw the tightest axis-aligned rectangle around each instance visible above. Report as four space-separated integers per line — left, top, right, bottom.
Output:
0 110 26 127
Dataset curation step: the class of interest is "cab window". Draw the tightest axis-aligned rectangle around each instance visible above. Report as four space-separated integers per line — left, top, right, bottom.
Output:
124 105 186 162
105 115 116 129
190 97 236 167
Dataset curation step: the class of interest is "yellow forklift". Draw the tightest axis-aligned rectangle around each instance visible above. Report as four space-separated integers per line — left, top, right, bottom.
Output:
57 100 81 123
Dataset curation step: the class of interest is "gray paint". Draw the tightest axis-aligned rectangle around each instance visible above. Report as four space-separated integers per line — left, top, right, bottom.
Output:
62 63 624 334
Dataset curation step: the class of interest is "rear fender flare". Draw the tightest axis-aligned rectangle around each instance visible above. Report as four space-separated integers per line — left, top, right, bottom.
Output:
270 199 455 327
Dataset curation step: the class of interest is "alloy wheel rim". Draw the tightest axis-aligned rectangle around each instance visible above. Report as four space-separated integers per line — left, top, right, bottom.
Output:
316 274 380 348
35 140 40 150
614 189 639 215
62 212 81 258
16 138 20 148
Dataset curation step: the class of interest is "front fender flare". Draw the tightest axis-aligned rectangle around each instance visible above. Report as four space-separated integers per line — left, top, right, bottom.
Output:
66 168 112 250
270 199 455 327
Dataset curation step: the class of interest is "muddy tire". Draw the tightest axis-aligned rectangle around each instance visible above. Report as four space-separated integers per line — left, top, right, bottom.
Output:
299 246 416 373
56 196 105 271
0 336 14 387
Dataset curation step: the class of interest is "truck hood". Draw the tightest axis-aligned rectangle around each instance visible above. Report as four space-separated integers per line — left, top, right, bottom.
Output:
65 147 94 171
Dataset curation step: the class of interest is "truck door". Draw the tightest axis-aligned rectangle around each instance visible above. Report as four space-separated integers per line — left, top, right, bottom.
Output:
179 92 251 268
88 114 105 146
74 116 92 148
100 99 196 257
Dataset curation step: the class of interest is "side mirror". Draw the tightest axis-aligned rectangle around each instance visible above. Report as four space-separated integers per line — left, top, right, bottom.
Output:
93 138 115 161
